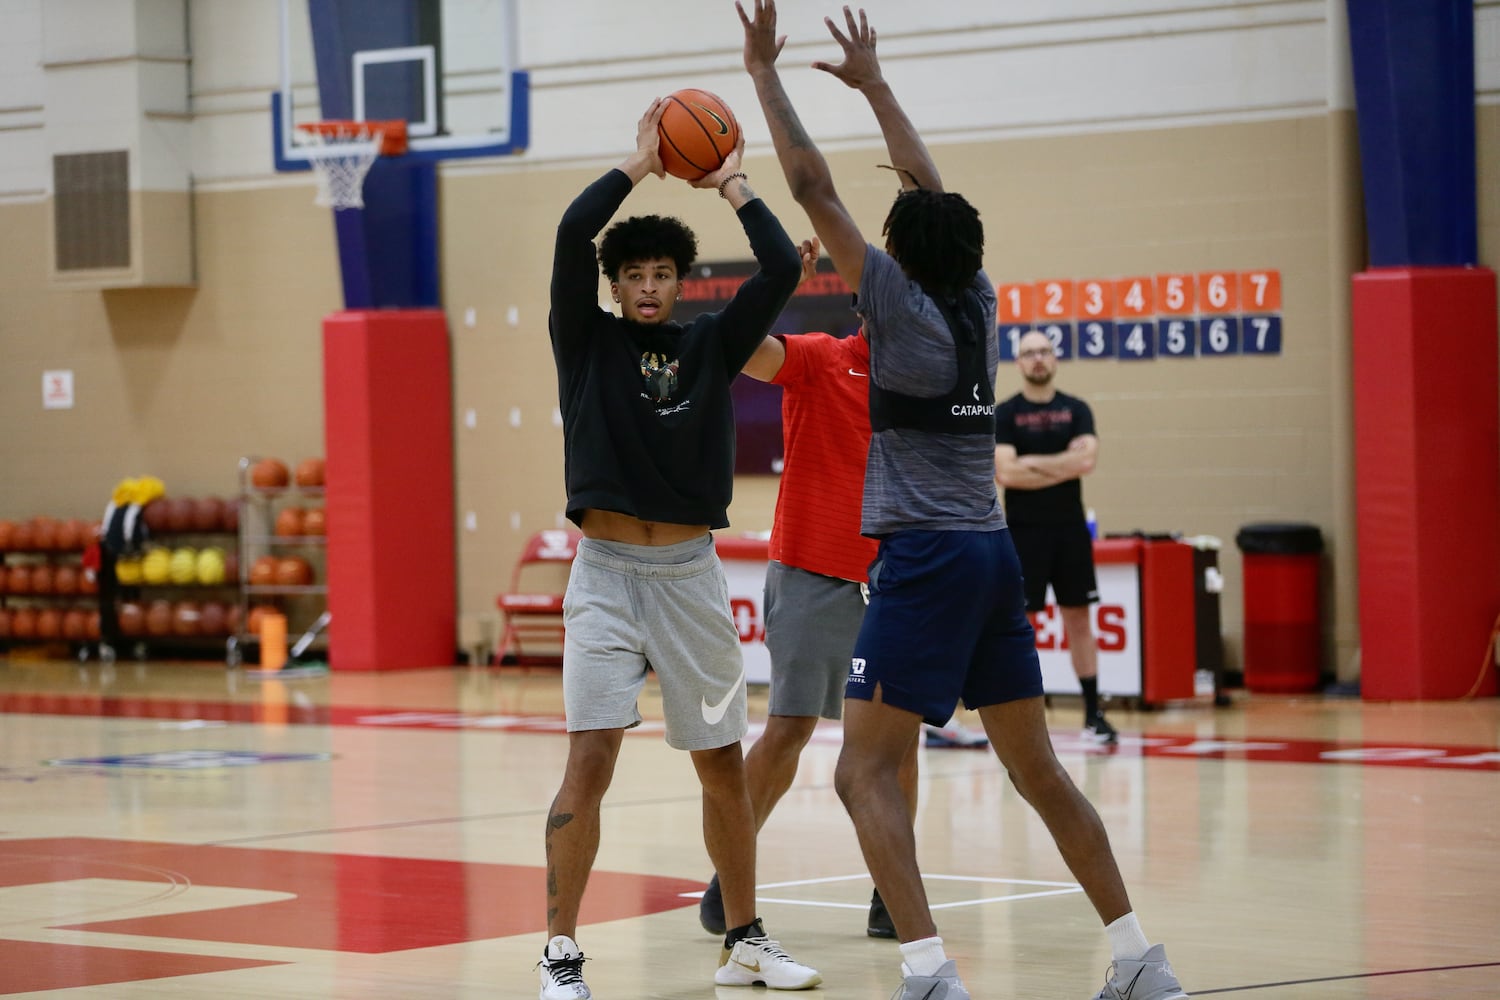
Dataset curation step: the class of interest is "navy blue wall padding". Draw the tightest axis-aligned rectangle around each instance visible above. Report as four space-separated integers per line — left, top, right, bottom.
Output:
1346 0 1477 267
309 0 441 309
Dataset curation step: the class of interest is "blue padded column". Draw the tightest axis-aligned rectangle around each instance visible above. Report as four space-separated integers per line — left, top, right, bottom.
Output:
1345 0 1477 267
308 0 440 308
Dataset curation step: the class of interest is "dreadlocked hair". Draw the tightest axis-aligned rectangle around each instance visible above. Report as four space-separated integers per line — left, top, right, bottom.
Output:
597 214 698 280
881 189 985 297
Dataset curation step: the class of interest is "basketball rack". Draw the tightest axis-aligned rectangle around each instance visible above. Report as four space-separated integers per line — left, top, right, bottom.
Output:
295 119 408 210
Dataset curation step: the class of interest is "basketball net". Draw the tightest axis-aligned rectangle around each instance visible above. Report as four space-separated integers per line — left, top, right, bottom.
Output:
296 121 406 210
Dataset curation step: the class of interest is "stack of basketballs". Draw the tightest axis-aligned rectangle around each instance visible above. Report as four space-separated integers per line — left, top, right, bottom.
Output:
113 495 241 642
0 515 103 644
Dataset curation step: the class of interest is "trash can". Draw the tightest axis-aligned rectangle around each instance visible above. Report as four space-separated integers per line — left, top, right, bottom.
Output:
1235 523 1323 693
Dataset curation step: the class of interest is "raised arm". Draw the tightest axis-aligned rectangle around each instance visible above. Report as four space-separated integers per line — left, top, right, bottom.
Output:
738 0 867 293
815 6 942 193
741 237 818 381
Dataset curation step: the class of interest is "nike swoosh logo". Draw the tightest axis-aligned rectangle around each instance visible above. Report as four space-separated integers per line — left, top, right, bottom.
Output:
848 369 868 377
694 103 730 135
701 671 744 725
734 959 761 973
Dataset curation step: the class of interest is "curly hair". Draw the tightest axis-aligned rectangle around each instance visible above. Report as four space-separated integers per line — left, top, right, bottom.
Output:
597 214 699 280
880 189 985 297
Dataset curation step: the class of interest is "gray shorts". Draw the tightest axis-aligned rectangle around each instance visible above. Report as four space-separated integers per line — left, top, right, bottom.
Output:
562 534 748 751
764 561 867 720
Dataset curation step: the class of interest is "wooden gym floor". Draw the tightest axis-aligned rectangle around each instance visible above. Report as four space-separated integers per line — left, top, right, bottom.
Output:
1 657 1496 998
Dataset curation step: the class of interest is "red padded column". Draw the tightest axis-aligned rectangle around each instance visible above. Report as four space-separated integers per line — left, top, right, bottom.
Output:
323 309 456 670
1139 540 1196 704
1352 267 1499 699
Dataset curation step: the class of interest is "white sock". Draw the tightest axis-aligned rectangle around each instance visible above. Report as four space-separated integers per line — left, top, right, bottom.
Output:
899 935 948 977
1105 912 1151 962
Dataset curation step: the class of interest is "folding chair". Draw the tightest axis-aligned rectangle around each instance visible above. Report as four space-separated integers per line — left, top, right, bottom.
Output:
495 528 581 666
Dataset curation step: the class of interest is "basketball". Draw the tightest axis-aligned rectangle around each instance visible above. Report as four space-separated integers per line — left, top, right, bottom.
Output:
168 547 199 585
295 457 325 488
62 608 88 641
29 564 53 595
196 546 227 586
118 601 145 637
10 607 37 639
144 599 174 637
115 557 143 586
172 600 201 637
53 565 79 595
658 88 740 182
142 548 172 585
36 608 62 639
275 556 314 587
302 507 326 536
142 499 171 534
275 507 306 537
249 556 279 588
251 457 291 490
199 600 228 636
192 496 226 533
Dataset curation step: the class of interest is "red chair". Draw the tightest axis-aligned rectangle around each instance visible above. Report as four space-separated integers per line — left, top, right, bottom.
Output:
495 528 582 665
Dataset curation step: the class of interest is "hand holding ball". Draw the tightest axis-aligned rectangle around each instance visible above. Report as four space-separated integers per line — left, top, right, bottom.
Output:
657 89 741 182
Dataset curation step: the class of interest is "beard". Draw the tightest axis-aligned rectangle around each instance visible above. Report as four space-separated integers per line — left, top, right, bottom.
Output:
1023 369 1054 387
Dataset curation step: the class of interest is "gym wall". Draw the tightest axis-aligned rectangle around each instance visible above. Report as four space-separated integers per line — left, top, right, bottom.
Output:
1 1 1497 677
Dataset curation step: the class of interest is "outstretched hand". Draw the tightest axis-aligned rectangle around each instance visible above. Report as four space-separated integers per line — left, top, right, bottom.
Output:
736 0 786 74
812 5 883 91
634 98 667 178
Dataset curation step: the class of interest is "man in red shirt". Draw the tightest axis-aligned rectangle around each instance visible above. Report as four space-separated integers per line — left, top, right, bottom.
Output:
698 239 921 940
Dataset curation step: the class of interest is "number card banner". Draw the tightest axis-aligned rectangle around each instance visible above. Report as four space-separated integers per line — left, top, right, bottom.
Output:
995 270 1281 360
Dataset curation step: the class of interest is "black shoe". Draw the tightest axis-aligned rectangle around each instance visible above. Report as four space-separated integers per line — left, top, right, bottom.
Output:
1083 713 1119 744
866 887 897 939
698 873 726 936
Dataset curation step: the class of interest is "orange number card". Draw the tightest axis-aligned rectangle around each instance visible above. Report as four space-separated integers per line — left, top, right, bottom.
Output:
1113 276 1154 317
997 283 1035 323
1033 279 1075 319
1238 270 1282 311
1196 271 1238 314
1155 273 1195 315
1077 279 1114 318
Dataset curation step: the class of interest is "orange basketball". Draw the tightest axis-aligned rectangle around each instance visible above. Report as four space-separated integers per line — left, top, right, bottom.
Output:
78 567 99 596
11 521 35 551
10 607 37 639
302 507 326 536
53 565 79 595
295 457 325 488
251 457 291 490
118 601 145 636
85 609 101 640
275 557 314 587
7 565 30 594
29 564 53 595
172 601 201 637
199 600 228 636
0 607 11 638
221 499 241 534
61 608 88 641
144 599 174 637
54 519 80 551
31 517 58 551
35 608 63 640
0 520 15 550
249 556 279 588
142 499 172 534
658 88 740 181
275 507 305 537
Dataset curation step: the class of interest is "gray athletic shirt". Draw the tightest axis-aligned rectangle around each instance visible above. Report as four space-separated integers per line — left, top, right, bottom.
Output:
857 244 1007 537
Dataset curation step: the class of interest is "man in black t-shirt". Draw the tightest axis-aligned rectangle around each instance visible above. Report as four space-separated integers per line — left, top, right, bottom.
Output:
994 330 1116 743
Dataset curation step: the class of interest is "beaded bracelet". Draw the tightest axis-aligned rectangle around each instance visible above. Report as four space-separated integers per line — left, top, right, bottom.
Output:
717 172 748 198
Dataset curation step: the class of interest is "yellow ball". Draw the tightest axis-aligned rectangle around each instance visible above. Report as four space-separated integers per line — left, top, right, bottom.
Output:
168 547 199 585
141 547 171 585
116 557 143 585
196 546 227 586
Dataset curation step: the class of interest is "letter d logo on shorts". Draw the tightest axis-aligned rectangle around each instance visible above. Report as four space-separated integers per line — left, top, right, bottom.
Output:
849 657 867 684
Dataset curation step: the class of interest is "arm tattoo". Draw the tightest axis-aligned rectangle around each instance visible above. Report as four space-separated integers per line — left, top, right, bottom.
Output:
766 88 813 150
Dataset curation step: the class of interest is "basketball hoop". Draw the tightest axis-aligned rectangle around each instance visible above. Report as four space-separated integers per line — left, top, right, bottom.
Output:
296 120 408 210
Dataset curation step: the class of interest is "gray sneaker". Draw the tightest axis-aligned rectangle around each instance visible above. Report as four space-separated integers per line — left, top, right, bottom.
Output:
890 960 971 1000
1091 944 1188 1000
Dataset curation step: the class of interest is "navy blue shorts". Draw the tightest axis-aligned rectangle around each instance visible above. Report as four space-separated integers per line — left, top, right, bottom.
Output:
846 528 1043 726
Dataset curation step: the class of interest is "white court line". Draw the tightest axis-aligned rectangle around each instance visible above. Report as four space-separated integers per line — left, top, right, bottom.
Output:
680 872 1083 911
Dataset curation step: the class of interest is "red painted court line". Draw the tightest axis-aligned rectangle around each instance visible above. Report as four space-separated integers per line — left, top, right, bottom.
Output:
0 938 284 995
2 691 1497 770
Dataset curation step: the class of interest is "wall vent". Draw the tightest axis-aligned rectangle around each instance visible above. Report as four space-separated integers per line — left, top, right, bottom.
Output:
53 151 130 271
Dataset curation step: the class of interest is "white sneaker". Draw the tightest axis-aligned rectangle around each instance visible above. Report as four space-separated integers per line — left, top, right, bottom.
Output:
538 934 591 999
715 930 822 990
923 721 989 749
891 959 971 999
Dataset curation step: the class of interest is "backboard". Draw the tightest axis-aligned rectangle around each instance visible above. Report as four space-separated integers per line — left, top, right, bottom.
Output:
272 0 529 171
